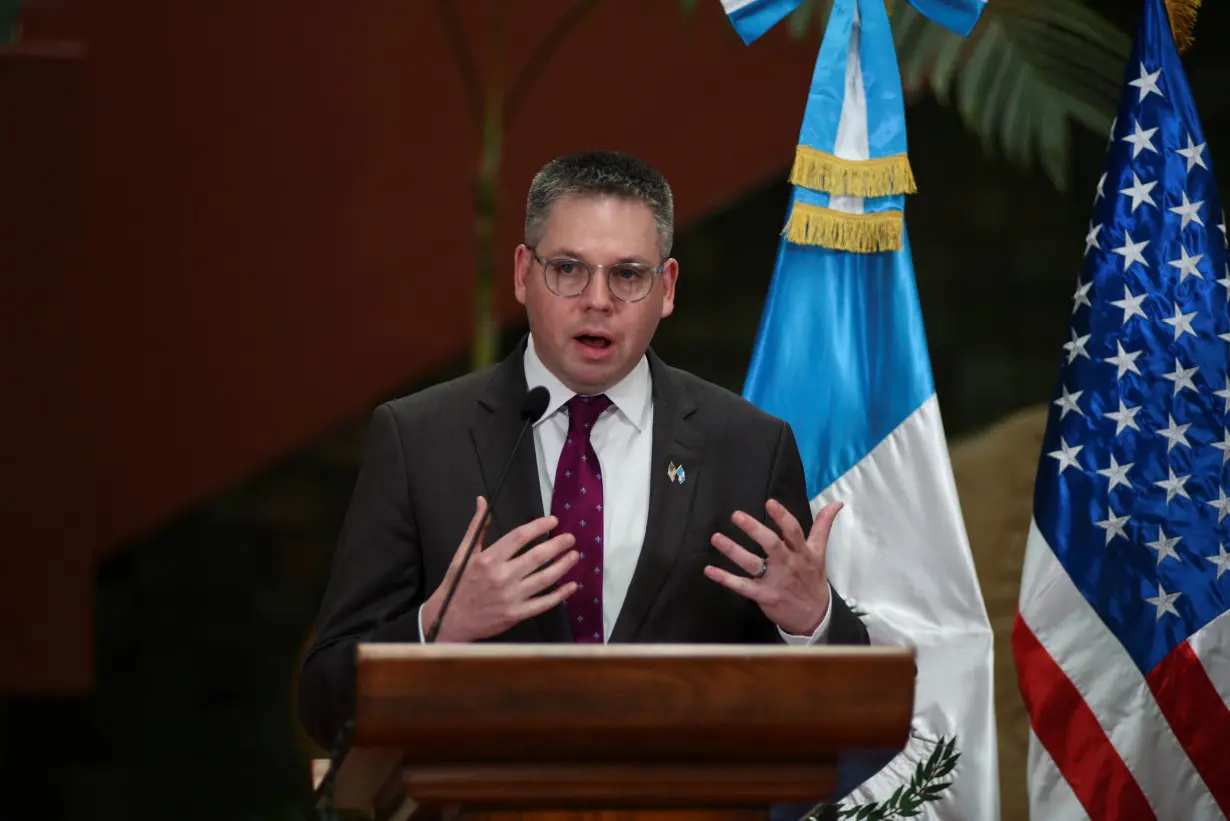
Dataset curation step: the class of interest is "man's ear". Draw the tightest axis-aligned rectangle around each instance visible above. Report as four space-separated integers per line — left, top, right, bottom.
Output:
514 244 532 306
659 258 679 318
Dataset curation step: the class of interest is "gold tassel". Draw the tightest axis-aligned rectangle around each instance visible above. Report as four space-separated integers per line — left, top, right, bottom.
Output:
790 145 918 198
784 201 903 253
1165 0 1200 53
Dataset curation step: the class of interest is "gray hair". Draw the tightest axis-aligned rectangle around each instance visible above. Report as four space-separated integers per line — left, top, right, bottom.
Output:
525 150 675 258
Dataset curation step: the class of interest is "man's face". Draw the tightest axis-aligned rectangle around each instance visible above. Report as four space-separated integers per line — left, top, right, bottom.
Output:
514 195 678 395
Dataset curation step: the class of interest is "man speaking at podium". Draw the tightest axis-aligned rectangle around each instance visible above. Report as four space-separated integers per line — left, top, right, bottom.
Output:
299 150 869 749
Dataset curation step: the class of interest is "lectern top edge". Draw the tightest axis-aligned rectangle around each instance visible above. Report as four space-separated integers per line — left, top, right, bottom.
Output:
358 643 913 660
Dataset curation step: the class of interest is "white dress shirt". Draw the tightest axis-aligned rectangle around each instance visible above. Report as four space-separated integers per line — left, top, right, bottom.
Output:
523 336 654 639
418 337 831 642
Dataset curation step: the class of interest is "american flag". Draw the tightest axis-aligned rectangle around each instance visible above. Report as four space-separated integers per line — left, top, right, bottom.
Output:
1012 0 1230 818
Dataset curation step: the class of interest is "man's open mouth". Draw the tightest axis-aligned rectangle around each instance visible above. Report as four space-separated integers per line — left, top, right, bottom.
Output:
575 334 612 349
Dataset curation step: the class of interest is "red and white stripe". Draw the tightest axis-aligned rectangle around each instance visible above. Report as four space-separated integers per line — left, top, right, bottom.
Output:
1014 519 1230 820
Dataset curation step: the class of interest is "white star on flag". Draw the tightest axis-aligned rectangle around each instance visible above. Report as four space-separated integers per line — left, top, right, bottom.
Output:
1215 377 1230 413
1018 6 1230 818
1113 231 1150 270
1211 429 1230 465
1072 276 1093 314
1120 173 1158 212
1154 467 1192 505
1168 246 1204 281
1206 487 1230 524
1175 132 1208 173
1207 544 1230 581
1155 414 1192 452
1217 265 1230 298
1054 385 1084 419
1104 398 1142 435
1085 222 1103 256
1097 455 1134 492
1145 584 1182 621
1162 358 1199 395
1095 508 1131 545
1168 192 1204 230
1145 527 1182 565
1122 118 1159 158
1104 341 1143 379
1128 61 1163 101
1064 329 1092 363
1048 437 1083 474
1162 302 1198 340
1110 285 1148 324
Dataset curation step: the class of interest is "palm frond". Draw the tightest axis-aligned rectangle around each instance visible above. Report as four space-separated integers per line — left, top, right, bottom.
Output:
894 0 1129 190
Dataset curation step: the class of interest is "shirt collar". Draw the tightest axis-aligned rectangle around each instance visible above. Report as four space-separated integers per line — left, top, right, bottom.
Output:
523 335 652 432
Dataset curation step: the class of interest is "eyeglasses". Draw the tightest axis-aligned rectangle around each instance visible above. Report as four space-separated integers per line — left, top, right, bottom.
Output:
531 249 665 304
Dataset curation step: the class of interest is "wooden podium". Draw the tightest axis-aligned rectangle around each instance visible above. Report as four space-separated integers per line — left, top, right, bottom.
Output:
313 643 915 821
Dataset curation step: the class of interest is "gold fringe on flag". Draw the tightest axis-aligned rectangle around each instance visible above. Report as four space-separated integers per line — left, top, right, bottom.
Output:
789 145 918 198
1165 0 1200 53
785 201 903 253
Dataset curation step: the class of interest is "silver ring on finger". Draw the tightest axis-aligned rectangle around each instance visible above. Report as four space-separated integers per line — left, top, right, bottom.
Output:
751 556 768 579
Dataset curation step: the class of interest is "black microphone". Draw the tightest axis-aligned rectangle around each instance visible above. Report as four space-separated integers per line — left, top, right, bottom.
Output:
310 718 353 821
424 385 550 643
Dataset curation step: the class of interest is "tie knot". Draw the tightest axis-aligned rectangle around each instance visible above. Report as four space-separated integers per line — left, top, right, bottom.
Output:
566 394 612 436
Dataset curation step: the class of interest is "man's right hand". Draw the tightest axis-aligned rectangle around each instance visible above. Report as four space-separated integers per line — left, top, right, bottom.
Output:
420 496 579 642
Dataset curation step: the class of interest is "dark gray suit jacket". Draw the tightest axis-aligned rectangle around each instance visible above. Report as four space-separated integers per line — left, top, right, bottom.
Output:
298 340 869 748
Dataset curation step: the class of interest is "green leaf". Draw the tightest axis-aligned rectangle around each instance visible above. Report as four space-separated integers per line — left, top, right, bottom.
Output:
788 0 816 38
933 752 960 780
0 0 21 45
955 17 1000 127
926 34 967 106
926 737 949 770
893 0 1130 190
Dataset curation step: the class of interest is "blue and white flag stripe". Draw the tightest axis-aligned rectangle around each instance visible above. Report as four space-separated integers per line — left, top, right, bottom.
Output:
744 233 932 496
798 0 906 218
743 231 999 819
798 0 908 165
730 0 999 810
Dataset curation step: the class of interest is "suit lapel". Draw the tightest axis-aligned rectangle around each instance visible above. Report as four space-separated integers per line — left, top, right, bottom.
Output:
470 342 571 642
609 352 704 642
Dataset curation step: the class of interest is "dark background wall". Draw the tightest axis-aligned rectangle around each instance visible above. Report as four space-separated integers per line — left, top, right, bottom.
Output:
1 0 830 694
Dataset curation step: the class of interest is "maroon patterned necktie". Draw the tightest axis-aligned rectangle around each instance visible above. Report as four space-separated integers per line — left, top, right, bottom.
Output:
551 394 612 643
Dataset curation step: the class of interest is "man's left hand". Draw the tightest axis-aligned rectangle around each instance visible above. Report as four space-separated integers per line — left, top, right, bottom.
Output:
704 499 844 636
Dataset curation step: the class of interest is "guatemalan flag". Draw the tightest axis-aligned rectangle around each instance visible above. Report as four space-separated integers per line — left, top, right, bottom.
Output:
1014 0 1230 818
724 1 999 819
